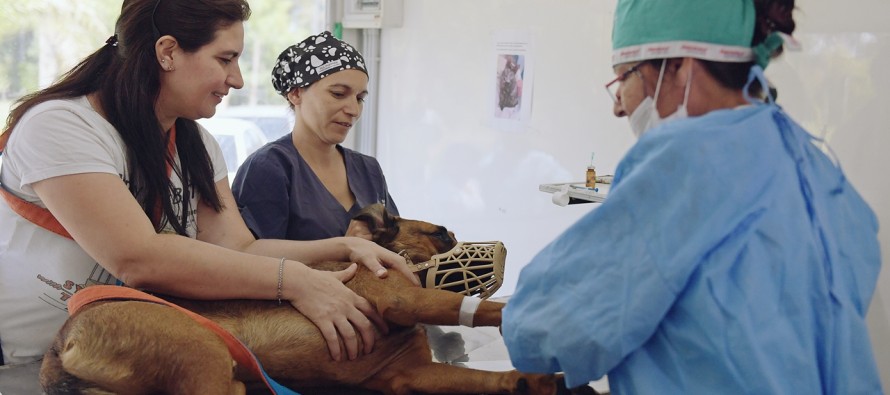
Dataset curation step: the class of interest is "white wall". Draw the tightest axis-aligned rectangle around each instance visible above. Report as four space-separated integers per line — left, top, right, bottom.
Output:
375 0 890 389
376 0 629 297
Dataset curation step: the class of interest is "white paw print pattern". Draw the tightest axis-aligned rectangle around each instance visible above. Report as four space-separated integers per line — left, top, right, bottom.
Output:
271 31 368 95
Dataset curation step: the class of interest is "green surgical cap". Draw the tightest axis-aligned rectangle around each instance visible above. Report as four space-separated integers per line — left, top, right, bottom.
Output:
612 0 756 66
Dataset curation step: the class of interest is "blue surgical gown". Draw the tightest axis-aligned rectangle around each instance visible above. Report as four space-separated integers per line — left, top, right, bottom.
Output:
502 104 883 394
232 135 398 240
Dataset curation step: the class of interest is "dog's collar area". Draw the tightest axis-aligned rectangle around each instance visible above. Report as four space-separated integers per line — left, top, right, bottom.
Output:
399 249 435 272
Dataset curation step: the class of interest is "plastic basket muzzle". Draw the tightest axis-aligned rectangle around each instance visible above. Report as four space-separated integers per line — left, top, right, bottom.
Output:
406 241 506 299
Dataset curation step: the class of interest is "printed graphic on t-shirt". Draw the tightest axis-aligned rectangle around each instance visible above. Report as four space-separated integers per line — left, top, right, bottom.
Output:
29 172 197 311
167 186 198 236
36 263 117 311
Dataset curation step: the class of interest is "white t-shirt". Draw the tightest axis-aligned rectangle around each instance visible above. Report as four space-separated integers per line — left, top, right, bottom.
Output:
0 96 227 364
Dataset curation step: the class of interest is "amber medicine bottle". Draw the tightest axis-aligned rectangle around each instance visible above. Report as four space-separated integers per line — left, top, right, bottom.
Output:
585 152 596 188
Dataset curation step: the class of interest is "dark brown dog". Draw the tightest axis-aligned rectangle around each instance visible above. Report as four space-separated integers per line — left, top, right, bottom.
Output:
38 204 584 395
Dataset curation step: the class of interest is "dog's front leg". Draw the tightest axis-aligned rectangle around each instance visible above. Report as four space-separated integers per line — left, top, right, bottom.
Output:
362 278 503 328
347 267 502 329
367 362 565 395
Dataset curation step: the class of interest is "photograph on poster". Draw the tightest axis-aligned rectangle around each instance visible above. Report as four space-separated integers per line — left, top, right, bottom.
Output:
491 29 533 130
495 54 525 120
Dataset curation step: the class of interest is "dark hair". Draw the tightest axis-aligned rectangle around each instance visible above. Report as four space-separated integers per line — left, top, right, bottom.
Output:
3 0 251 235
700 0 796 95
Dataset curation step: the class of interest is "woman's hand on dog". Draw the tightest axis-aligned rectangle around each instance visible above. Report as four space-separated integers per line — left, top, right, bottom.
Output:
345 238 421 286
287 261 389 361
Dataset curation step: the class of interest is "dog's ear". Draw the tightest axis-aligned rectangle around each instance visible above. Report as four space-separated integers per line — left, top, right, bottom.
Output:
352 203 395 231
352 203 400 246
372 226 400 247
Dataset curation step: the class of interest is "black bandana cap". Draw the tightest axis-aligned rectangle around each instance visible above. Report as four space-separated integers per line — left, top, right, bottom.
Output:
271 31 367 96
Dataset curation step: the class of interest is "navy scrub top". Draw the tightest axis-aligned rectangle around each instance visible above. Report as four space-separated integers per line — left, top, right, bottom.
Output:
231 134 398 241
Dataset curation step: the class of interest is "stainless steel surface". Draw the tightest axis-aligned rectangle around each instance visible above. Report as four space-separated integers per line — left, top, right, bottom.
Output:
539 182 610 204
0 361 42 395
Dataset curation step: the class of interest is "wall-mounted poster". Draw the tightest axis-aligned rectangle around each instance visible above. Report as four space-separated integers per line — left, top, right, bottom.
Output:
492 30 534 131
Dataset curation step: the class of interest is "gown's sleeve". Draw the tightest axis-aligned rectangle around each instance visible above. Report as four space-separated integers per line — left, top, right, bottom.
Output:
231 148 292 239
502 117 777 388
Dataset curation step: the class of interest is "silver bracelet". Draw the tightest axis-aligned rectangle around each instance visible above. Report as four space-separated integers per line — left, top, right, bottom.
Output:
277 257 285 305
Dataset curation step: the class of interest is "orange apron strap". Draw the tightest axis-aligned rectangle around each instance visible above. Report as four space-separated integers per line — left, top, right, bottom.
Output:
165 124 176 177
68 285 300 395
2 121 72 238
0 184 72 239
0 124 178 240
152 124 177 225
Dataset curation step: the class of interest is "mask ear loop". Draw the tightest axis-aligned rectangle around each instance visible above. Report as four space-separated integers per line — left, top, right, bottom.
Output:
679 61 693 109
651 59 668 108
743 65 774 104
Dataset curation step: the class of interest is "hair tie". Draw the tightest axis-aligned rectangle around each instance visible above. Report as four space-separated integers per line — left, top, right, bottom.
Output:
752 31 801 69
752 32 784 69
105 34 119 47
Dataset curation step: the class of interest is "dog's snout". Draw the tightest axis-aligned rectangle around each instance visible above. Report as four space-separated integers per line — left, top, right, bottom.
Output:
434 226 457 250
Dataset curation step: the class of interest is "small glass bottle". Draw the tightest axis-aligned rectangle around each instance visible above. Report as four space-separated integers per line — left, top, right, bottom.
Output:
585 152 597 189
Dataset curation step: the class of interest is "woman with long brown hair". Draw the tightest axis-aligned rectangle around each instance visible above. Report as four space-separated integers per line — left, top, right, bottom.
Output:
0 0 416 366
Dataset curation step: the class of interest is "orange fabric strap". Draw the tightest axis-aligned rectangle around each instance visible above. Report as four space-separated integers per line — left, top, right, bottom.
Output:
0 125 177 240
152 125 177 226
68 285 295 394
0 185 72 238
1 123 73 238
164 125 176 177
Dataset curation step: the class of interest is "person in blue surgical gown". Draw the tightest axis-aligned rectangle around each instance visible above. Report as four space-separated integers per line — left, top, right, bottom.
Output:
501 0 883 394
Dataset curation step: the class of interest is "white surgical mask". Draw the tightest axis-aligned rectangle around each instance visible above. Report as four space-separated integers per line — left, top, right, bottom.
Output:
628 60 693 138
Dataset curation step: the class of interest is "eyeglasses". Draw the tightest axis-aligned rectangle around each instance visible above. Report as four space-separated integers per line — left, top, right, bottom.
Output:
605 62 644 104
151 0 162 39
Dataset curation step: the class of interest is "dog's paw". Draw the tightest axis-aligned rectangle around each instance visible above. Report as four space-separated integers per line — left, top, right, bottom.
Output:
512 373 565 395
551 374 599 395
516 377 531 394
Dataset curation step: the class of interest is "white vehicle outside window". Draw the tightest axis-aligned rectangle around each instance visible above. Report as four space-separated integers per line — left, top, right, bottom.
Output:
197 118 269 184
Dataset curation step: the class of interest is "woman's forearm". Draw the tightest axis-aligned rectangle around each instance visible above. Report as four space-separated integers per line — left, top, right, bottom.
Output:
116 233 303 300
241 236 355 264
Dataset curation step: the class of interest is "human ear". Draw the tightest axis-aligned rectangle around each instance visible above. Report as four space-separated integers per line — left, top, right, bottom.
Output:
287 88 303 107
672 58 695 89
155 35 178 71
